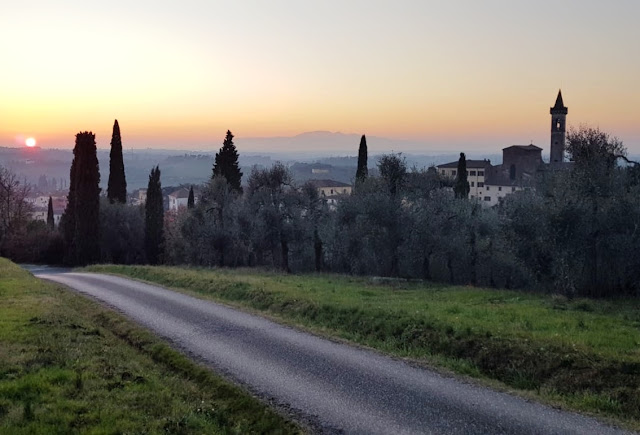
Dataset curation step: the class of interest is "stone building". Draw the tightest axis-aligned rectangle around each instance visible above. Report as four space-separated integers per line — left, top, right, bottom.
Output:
549 90 568 165
168 188 190 211
437 90 569 206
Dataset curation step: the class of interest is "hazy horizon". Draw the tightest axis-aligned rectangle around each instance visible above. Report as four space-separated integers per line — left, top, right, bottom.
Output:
0 129 581 158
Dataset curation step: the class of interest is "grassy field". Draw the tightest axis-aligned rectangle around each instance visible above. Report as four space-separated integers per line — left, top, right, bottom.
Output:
0 259 300 434
85 264 640 429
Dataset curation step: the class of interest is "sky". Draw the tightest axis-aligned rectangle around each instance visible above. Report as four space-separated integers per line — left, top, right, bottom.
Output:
1 1 639 153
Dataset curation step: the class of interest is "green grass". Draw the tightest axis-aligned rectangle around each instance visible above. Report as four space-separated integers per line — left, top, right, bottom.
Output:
0 259 300 434
85 264 640 429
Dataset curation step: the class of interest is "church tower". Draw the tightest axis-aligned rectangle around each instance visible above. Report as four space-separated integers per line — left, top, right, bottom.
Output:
550 90 568 164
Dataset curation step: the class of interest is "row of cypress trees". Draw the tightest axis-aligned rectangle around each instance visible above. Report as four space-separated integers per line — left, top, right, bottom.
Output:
59 120 163 265
58 122 246 266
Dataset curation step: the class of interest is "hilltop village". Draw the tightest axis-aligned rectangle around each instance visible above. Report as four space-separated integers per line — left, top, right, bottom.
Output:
437 90 571 206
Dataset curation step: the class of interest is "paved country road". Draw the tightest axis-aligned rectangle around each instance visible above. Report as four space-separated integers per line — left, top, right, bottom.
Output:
29 267 632 435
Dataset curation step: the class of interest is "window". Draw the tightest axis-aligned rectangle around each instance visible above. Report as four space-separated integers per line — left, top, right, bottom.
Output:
470 181 474 187
343 189 347 193
452 170 457 176
498 186 502 191
484 196 491 202
441 170 446 175
478 182 484 188
478 171 484 177
330 189 334 194
512 187 516 192
486 186 490 191
509 164 516 180
470 171 476 176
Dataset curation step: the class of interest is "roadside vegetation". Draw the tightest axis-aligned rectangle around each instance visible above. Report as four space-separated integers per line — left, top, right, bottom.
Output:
86 264 640 428
0 258 300 434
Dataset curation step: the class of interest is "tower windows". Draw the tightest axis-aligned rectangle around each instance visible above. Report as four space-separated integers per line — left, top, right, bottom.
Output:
509 164 516 180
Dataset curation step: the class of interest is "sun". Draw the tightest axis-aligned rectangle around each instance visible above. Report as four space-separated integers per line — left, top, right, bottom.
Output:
25 137 36 147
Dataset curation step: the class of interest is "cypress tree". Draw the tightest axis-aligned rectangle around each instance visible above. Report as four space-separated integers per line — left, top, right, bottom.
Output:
61 132 101 265
60 146 78 260
107 119 127 203
145 166 164 265
187 186 195 209
46 196 54 230
454 152 470 199
212 130 243 193
75 132 101 265
356 134 368 184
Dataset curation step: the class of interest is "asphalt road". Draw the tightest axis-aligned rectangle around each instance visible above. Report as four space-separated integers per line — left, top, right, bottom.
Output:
31 268 631 435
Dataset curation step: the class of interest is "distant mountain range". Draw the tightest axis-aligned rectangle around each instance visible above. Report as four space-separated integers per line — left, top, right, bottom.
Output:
234 131 441 156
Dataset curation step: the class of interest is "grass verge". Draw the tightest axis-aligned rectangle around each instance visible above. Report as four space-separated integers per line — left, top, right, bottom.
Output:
85 264 640 430
0 258 300 434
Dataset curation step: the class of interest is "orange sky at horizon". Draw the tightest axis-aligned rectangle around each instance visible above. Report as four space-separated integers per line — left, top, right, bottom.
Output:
2 1 639 153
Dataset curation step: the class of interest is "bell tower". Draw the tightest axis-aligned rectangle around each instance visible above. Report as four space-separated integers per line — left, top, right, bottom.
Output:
550 90 568 164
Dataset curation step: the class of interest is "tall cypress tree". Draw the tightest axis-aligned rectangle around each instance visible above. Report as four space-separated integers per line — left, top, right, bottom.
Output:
212 130 243 193
75 132 101 265
60 145 79 260
61 132 101 265
356 134 368 184
145 166 164 265
107 119 127 203
46 196 54 230
187 186 195 209
454 152 470 199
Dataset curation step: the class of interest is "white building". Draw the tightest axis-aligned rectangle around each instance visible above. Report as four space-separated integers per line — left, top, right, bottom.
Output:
306 179 352 197
133 188 147 206
481 183 526 206
305 179 352 210
168 188 190 211
24 195 50 208
436 160 492 200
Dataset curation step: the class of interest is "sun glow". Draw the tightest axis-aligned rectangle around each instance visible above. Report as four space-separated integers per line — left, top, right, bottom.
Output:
25 137 36 147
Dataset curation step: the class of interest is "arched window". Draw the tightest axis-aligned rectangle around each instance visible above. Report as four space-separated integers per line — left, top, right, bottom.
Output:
509 164 516 180
556 119 561 130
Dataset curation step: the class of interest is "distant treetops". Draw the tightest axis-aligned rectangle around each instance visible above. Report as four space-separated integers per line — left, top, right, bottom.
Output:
212 130 243 194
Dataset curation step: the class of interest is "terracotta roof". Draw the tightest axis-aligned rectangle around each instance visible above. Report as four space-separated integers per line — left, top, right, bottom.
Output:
437 160 491 169
168 188 190 199
306 179 351 188
503 144 542 151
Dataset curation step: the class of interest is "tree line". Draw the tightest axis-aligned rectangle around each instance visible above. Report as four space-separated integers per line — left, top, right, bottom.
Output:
162 128 640 297
1 125 638 298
